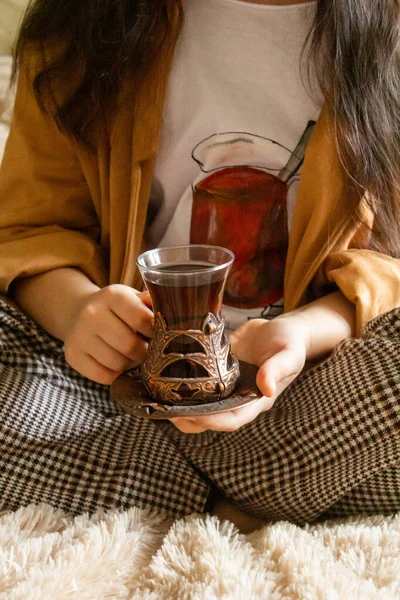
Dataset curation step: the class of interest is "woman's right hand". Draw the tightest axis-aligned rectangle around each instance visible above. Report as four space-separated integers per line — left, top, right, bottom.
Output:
64 284 154 384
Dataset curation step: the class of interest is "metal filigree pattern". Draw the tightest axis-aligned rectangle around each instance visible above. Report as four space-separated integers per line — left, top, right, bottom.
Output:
141 312 240 405
111 361 261 419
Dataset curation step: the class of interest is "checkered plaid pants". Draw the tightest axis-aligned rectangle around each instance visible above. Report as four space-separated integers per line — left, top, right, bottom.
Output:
0 301 399 524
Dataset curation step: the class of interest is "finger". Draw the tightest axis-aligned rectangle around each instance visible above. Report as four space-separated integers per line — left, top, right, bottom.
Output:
169 418 208 434
96 314 148 361
88 336 137 372
65 349 119 385
107 286 154 338
256 348 302 397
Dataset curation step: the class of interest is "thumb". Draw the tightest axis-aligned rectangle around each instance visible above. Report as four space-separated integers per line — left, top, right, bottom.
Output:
256 347 303 398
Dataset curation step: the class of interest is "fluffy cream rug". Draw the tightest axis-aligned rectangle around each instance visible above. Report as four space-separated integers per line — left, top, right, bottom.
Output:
0 505 399 599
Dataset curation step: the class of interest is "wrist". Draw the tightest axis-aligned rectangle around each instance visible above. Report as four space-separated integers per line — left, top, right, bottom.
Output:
277 292 355 360
13 268 101 341
60 278 102 341
64 286 99 335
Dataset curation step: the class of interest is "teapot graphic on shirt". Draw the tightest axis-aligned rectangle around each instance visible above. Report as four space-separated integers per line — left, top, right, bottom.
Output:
189 122 315 310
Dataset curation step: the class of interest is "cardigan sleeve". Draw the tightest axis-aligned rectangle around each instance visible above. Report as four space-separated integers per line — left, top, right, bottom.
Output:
322 249 400 336
284 106 400 334
0 55 108 294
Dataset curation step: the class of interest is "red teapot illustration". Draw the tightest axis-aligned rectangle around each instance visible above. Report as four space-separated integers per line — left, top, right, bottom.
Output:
190 122 315 309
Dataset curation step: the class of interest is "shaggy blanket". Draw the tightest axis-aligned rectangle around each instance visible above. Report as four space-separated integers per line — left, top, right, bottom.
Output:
0 505 399 599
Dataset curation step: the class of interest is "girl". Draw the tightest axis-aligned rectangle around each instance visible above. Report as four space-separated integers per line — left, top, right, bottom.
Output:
0 0 399 528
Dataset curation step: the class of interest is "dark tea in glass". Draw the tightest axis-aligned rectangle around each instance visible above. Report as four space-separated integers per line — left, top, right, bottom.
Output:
144 262 225 329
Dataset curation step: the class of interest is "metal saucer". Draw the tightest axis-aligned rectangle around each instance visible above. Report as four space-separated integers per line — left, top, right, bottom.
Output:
110 360 262 420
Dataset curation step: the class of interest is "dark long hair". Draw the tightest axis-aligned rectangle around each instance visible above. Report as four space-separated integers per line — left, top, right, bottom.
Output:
307 0 400 256
13 0 400 256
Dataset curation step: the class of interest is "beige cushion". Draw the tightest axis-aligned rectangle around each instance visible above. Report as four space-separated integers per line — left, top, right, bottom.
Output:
0 0 28 162
0 0 28 55
0 55 12 163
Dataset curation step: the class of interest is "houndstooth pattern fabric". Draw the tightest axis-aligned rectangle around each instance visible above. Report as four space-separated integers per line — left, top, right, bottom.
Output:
321 467 400 518
0 301 210 516
171 308 400 523
0 300 399 523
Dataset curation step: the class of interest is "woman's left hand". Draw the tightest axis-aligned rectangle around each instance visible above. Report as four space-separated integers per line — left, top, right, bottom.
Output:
169 317 309 434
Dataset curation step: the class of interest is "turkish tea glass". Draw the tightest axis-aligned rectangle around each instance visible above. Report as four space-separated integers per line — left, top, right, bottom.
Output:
137 245 240 405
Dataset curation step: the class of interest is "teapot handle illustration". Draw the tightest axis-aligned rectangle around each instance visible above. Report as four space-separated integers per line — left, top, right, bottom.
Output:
278 120 316 183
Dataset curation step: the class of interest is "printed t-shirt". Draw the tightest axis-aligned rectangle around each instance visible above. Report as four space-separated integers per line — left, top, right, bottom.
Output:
146 0 321 330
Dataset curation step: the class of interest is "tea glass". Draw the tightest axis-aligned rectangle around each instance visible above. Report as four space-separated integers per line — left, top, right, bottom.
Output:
137 245 240 406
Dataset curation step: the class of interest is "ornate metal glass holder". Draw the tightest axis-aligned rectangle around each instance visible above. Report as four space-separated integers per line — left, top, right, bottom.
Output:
137 245 240 406
111 360 261 420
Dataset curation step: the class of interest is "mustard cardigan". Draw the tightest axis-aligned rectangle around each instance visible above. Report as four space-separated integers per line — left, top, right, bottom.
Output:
0 42 399 335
